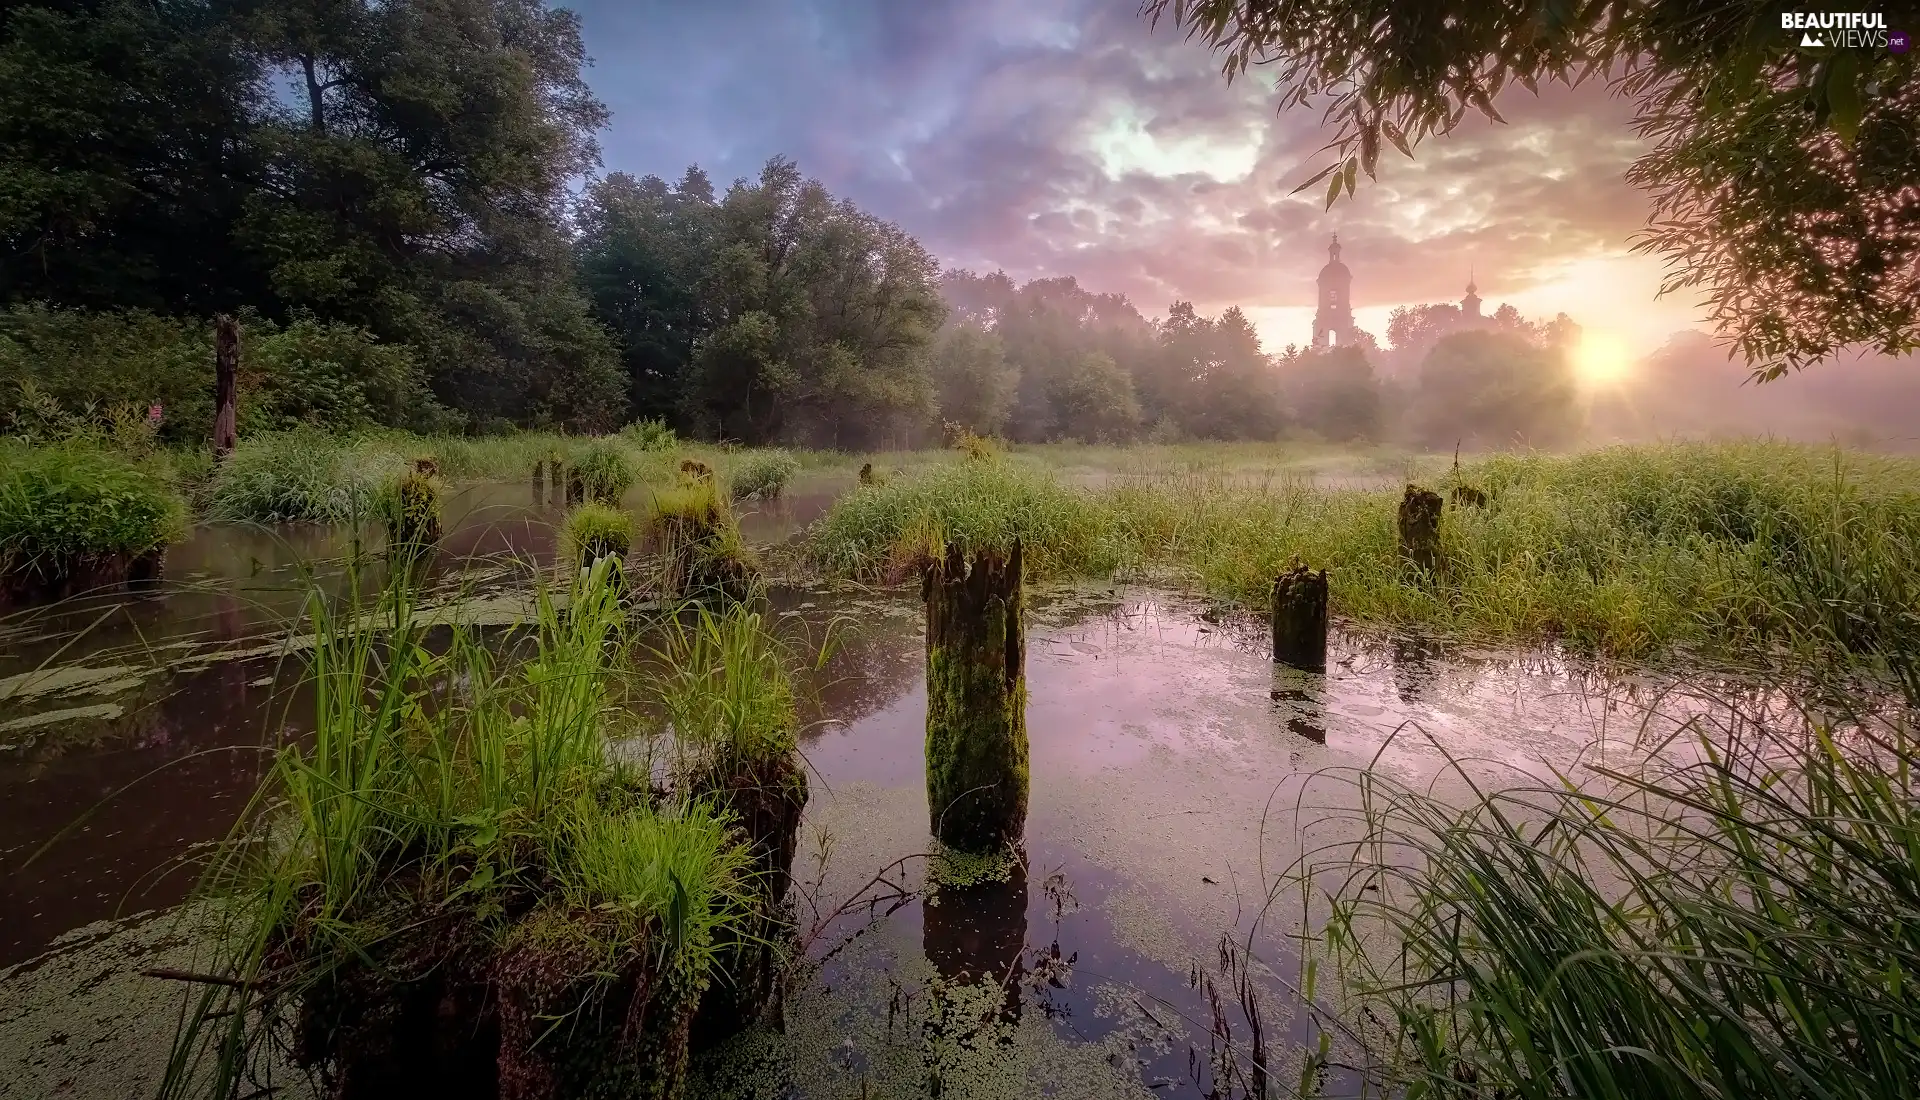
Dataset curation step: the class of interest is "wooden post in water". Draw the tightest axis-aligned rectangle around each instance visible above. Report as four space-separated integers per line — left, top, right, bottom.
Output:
924 539 1028 853
1271 560 1328 672
532 460 545 507
549 452 563 498
565 464 585 506
1398 485 1444 576
212 315 239 463
859 462 875 485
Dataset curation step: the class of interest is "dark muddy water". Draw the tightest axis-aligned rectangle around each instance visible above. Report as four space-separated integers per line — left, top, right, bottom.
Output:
0 477 1805 1098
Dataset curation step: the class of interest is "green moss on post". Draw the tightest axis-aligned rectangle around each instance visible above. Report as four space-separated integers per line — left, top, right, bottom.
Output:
1398 484 1444 577
385 465 442 553
924 539 1029 853
1271 559 1328 672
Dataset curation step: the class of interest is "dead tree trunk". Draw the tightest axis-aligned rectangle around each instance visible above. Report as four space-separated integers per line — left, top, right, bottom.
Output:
924 540 1028 853
1398 485 1444 576
212 315 239 463
1271 560 1328 672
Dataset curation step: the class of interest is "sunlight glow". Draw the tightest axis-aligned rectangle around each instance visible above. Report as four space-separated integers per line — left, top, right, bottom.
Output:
1573 330 1634 388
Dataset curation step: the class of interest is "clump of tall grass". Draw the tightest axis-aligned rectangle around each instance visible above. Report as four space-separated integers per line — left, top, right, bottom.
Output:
1284 705 1920 1100
728 449 799 501
560 502 633 573
204 431 407 523
624 417 678 451
158 560 757 1098
811 442 1920 668
809 456 1128 582
571 438 635 505
646 478 759 599
0 442 187 585
650 603 802 768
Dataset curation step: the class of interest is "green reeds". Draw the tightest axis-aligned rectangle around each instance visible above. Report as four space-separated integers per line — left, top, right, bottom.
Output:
0 441 186 594
646 477 757 600
559 501 635 575
204 431 406 523
572 438 636 506
650 601 801 768
158 558 757 1099
727 449 800 502
1285 707 1920 1100
810 442 1920 670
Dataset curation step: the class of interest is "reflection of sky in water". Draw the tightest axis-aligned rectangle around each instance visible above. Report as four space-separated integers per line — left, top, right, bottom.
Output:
0 530 1871 1096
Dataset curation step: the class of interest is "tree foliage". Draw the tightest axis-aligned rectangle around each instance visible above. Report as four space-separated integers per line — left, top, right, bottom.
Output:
576 158 946 446
1277 344 1381 442
1 0 623 431
1415 329 1579 448
1145 0 1918 376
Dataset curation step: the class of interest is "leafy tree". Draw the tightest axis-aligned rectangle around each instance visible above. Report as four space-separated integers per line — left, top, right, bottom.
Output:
0 0 262 314
1147 0 1917 376
1415 329 1578 448
1278 344 1381 442
1046 351 1142 442
1144 302 1285 439
930 322 1016 436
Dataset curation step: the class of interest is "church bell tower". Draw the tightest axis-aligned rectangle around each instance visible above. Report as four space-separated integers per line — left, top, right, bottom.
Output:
1312 235 1356 348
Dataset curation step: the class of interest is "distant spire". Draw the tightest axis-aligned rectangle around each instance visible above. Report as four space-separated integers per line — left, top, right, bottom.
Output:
1466 266 1477 295
1329 234 1341 263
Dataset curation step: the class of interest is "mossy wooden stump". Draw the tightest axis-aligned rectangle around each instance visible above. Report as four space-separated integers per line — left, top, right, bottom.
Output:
652 492 756 602
565 467 585 507
859 462 875 485
679 458 712 483
386 468 442 554
532 461 545 507
1397 485 1444 577
689 753 809 1047
1271 560 1328 672
924 540 1029 853
549 453 563 498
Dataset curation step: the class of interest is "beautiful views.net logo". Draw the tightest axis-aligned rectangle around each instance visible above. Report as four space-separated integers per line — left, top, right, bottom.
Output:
1781 11 1892 48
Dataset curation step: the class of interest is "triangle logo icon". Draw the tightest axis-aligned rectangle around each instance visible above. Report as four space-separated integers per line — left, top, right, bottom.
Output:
1800 31 1825 46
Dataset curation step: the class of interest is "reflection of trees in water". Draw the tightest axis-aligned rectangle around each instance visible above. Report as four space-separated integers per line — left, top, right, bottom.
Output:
791 602 922 733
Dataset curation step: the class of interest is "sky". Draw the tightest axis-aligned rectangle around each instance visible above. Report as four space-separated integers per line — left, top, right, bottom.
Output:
568 0 1715 357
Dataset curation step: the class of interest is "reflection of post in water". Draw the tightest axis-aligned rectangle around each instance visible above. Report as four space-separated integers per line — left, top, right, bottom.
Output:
923 854 1030 1031
531 460 545 507
1270 664 1327 744
1391 636 1436 704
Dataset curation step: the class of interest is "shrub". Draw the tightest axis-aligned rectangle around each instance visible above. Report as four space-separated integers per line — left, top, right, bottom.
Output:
728 450 799 501
1416 329 1579 448
244 319 446 434
205 432 408 523
622 418 678 451
377 468 442 550
0 443 187 583
571 440 635 506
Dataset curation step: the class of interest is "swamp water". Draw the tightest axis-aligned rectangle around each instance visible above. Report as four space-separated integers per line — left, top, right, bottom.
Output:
0 479 1821 1098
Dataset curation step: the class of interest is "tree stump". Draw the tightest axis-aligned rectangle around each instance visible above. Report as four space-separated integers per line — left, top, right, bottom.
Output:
924 540 1029 853
212 315 239 463
549 453 563 497
532 461 545 507
1450 485 1488 508
1271 560 1328 672
565 466 584 506
387 471 442 553
1398 485 1444 576
859 462 875 485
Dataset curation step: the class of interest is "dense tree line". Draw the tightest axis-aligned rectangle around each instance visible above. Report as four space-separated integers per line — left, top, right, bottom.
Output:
1 0 1598 450
2 0 621 432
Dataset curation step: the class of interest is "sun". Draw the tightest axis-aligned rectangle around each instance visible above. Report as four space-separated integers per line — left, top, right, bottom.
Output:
1572 330 1633 388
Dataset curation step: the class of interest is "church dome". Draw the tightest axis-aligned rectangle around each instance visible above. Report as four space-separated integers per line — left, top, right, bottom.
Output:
1317 235 1351 283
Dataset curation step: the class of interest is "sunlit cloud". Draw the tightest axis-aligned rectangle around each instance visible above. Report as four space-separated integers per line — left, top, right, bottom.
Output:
572 0 1711 355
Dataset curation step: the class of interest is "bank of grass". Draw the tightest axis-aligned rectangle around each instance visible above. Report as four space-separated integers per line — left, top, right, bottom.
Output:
160 560 757 1097
0 441 187 580
811 441 1920 666
204 431 408 523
